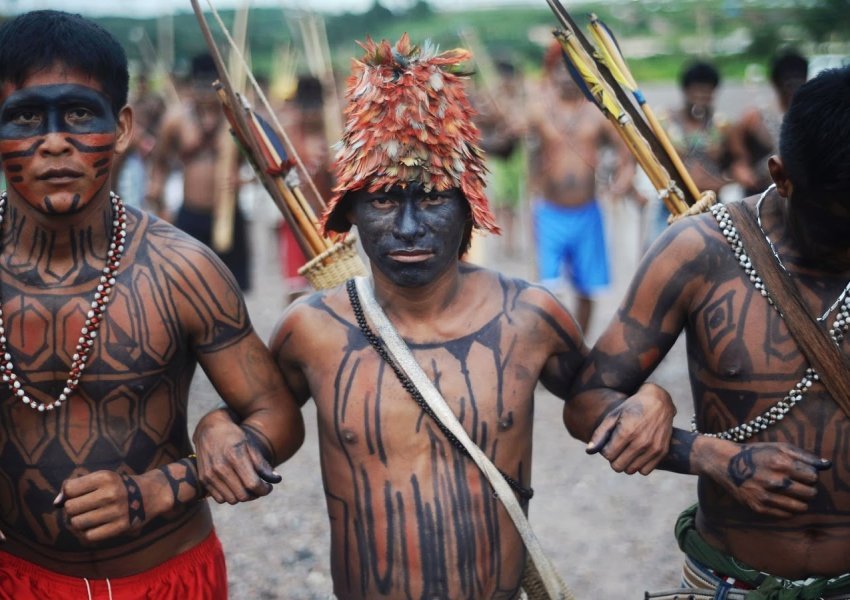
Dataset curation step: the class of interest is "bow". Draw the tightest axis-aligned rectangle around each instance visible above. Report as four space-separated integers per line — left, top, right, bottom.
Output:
544 0 707 216
189 0 366 288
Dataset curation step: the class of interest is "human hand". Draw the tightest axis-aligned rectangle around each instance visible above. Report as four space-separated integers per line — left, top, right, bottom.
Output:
697 439 831 518
55 470 153 543
586 383 675 475
194 410 281 505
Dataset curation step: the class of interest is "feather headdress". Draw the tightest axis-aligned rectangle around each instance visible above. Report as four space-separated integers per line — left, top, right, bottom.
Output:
321 34 499 235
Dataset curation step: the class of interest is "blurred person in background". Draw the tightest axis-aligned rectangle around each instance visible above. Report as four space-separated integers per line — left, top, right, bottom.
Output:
646 60 733 244
146 53 252 291
115 72 165 210
728 50 808 197
276 74 335 302
524 41 634 335
474 57 527 258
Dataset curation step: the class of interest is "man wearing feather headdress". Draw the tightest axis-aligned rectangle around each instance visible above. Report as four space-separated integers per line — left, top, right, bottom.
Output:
195 34 674 599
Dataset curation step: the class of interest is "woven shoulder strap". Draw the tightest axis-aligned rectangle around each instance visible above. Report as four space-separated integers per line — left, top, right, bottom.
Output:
724 201 850 418
352 276 574 600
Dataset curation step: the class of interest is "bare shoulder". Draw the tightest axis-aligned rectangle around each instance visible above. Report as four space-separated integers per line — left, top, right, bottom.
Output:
643 208 729 270
133 209 240 288
269 283 353 360
460 264 582 347
127 208 250 349
626 207 741 317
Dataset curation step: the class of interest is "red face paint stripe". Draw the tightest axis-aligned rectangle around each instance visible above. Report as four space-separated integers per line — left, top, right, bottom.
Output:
0 139 42 160
66 137 115 153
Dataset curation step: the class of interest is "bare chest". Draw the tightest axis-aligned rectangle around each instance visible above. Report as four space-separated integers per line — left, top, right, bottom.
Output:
311 342 536 456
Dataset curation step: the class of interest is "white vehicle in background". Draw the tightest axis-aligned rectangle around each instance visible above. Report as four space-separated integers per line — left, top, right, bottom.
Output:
809 54 849 77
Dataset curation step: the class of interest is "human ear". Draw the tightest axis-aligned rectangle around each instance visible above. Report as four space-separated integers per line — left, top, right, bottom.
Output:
767 155 793 198
114 105 134 155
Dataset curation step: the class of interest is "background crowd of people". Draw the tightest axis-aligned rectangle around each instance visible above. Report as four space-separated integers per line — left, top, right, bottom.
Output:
110 41 820 341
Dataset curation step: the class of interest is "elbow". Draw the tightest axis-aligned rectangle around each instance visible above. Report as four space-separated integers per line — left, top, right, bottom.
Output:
277 410 306 465
562 398 592 443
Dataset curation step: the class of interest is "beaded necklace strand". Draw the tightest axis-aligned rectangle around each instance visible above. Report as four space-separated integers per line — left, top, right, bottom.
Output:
755 184 850 323
0 191 127 412
691 190 850 441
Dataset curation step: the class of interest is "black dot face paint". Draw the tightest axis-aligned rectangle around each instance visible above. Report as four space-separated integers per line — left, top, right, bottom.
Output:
350 186 468 288
0 83 117 215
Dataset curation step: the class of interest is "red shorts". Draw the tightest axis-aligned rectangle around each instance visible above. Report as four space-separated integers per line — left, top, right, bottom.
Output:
0 530 227 600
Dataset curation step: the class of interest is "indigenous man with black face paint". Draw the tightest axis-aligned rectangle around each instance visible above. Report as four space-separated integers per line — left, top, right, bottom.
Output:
194 35 675 600
569 67 850 597
0 11 304 599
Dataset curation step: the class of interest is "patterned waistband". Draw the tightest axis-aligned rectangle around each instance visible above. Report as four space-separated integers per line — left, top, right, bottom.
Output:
682 556 850 600
682 556 756 591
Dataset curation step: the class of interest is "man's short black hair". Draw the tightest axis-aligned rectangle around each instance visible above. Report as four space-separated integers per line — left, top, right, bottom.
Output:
780 66 850 200
680 61 720 90
190 53 218 83
0 10 129 117
770 50 808 88
295 75 324 109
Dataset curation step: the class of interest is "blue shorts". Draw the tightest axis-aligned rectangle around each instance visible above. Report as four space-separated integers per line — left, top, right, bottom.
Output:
532 198 610 296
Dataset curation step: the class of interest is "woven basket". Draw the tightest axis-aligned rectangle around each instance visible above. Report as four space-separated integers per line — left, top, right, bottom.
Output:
298 235 368 290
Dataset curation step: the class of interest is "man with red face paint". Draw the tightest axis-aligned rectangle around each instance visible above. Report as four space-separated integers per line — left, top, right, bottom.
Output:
0 10 304 599
193 35 675 600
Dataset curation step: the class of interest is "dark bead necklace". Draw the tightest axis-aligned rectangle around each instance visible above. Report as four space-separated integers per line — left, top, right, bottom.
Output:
346 278 533 500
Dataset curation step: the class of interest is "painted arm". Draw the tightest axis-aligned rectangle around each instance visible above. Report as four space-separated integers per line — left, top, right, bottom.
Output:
529 283 673 475
568 218 829 513
55 237 305 541
193 295 312 504
185 245 305 505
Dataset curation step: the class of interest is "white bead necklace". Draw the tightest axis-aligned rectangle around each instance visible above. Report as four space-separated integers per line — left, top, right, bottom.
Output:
755 184 850 323
0 191 127 412
691 191 850 441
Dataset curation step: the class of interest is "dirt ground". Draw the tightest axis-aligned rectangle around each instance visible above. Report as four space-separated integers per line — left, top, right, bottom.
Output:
186 82 773 598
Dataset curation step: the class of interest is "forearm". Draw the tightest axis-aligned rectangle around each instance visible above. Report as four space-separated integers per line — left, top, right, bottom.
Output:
117 458 205 529
241 406 304 466
563 388 626 442
195 404 304 468
656 428 697 474
657 428 735 477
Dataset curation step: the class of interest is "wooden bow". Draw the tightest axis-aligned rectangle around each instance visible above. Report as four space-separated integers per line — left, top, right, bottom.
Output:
544 0 705 215
191 0 333 258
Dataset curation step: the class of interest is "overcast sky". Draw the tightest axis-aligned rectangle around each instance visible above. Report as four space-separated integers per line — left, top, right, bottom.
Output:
8 0 540 18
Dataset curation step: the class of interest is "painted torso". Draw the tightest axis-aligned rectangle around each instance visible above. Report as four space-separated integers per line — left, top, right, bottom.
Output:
276 267 583 599
0 207 248 577
678 201 850 577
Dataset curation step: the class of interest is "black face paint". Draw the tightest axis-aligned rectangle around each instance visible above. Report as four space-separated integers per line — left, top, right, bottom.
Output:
350 185 469 288
0 84 117 215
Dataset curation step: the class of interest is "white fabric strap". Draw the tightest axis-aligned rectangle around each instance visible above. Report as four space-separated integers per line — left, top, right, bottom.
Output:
353 276 572 600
